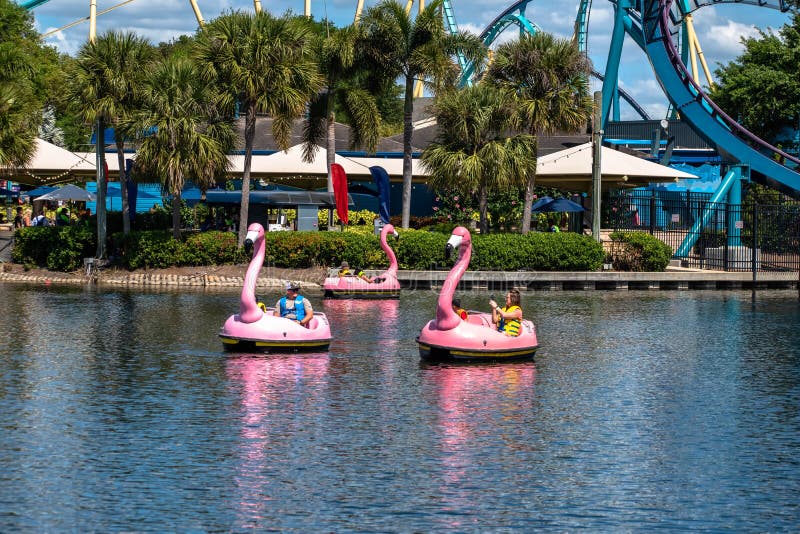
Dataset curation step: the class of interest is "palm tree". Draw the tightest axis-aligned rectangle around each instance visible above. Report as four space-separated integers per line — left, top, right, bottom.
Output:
194 10 322 245
0 5 42 168
421 84 536 234
302 23 382 192
125 57 234 238
69 31 156 238
359 0 485 228
486 32 593 234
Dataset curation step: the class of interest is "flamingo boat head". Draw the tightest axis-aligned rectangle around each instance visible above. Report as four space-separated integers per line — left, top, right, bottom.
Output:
416 226 539 361
219 223 332 352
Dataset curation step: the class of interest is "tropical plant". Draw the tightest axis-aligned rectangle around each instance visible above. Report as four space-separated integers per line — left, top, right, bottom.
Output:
0 0 45 168
486 32 593 234
358 0 485 228
124 56 235 238
421 84 536 234
68 31 156 237
193 10 322 245
303 23 383 192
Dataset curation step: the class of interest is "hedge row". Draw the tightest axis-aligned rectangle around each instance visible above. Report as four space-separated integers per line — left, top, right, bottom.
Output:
12 226 615 272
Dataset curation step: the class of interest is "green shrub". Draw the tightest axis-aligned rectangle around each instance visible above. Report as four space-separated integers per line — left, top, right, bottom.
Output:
609 231 673 271
13 226 96 271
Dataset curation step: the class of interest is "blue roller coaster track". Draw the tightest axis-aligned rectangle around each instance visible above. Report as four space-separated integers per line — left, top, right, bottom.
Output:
446 0 651 119
444 0 800 195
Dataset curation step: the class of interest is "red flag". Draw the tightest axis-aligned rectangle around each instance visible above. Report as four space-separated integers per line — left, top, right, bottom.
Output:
331 163 349 225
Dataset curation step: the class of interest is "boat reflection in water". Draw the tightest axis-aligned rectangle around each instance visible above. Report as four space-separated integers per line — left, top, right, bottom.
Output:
422 362 536 529
225 352 330 527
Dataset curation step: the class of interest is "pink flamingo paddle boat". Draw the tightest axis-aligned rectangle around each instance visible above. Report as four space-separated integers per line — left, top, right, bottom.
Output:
417 226 539 361
219 223 332 352
322 223 401 299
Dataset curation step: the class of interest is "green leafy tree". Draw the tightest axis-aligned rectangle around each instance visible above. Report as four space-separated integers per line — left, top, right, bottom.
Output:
359 0 485 228
125 56 234 238
303 23 382 192
194 10 322 245
421 84 536 234
710 12 800 152
487 32 593 234
0 0 46 167
68 31 156 237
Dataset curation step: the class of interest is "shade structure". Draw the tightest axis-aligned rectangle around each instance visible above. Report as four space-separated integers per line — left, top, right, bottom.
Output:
536 142 698 189
24 185 57 198
37 183 96 202
531 196 554 211
532 197 585 213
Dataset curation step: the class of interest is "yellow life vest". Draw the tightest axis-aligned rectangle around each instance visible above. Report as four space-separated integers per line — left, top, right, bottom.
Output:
498 305 521 336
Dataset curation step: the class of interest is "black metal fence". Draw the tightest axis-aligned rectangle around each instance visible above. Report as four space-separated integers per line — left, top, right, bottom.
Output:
605 189 800 274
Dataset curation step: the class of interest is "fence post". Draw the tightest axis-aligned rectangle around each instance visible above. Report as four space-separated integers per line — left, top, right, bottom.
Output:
752 201 758 284
649 191 656 235
723 201 729 271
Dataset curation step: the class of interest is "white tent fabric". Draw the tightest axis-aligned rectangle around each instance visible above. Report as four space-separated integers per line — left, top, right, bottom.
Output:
235 144 365 176
536 143 698 188
6 139 95 184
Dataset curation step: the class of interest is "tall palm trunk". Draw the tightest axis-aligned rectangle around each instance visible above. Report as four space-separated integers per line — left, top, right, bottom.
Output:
520 139 538 234
478 183 489 234
172 188 182 239
115 138 130 234
326 87 336 193
401 75 415 229
238 101 257 245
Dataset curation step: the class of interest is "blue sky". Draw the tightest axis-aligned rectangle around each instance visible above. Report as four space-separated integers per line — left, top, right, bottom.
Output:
27 0 793 120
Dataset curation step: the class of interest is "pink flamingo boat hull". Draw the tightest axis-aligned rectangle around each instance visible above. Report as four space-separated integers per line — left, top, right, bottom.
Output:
417 226 538 361
219 223 332 352
323 223 401 299
220 311 332 352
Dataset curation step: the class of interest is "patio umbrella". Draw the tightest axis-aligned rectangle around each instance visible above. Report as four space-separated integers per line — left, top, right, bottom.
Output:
532 197 585 213
37 184 96 202
531 196 554 211
25 186 57 198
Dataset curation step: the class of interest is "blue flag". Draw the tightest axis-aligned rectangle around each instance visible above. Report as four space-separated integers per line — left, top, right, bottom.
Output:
369 165 391 224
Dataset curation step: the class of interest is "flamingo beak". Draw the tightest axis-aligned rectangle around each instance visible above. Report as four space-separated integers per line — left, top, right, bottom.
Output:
244 229 258 254
445 234 462 259
393 231 399 240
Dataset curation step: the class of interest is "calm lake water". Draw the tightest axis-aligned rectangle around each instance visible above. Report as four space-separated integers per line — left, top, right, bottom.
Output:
1 284 799 531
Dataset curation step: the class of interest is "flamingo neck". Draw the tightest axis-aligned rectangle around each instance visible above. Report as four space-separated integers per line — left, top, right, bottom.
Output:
436 243 470 330
381 229 398 276
239 238 265 323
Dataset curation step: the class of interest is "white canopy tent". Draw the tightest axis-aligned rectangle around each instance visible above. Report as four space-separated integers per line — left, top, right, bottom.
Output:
535 142 698 190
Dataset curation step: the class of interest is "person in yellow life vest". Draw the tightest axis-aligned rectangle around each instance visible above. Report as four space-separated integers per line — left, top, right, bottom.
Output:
337 260 374 283
489 289 523 336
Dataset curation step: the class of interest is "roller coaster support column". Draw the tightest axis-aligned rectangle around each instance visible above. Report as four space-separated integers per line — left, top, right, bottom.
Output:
727 169 743 247
601 0 634 127
675 165 747 257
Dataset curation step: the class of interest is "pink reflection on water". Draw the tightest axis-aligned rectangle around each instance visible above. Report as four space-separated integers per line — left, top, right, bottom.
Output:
323 299 401 355
225 353 330 525
425 363 536 527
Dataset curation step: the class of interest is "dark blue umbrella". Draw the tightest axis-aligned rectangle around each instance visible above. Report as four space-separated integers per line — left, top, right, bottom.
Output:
533 198 585 213
24 186 56 198
531 196 554 211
